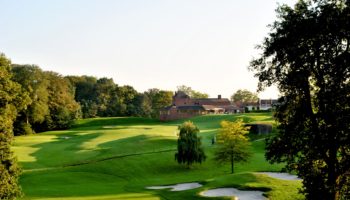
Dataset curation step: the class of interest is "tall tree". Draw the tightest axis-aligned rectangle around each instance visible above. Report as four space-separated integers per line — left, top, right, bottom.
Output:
230 89 258 104
249 0 350 199
93 77 116 116
65 75 98 118
115 85 139 116
177 85 209 98
175 121 206 168
137 93 152 118
214 119 251 174
144 89 173 118
42 72 80 131
0 54 30 199
12 65 49 135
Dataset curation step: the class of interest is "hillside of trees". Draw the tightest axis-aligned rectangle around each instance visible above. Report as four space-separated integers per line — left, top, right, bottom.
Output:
7 62 177 135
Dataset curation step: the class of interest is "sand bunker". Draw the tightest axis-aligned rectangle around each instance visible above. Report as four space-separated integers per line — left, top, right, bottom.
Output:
146 182 202 191
200 188 266 200
256 172 302 181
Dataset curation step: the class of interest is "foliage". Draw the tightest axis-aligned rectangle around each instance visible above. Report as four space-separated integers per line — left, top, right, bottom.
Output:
12 64 49 135
214 119 251 173
177 85 209 98
0 54 30 199
230 89 258 104
143 88 173 118
115 85 140 116
65 76 166 118
65 75 98 118
249 0 350 199
42 72 81 130
11 66 80 133
175 121 206 167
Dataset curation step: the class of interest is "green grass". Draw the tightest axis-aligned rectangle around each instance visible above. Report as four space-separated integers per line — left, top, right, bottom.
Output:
13 113 304 200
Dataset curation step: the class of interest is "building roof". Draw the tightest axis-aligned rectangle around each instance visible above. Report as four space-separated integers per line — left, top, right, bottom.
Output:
192 98 231 106
177 105 205 111
161 105 176 111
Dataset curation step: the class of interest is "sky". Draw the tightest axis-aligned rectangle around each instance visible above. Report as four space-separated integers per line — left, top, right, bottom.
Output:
0 0 297 99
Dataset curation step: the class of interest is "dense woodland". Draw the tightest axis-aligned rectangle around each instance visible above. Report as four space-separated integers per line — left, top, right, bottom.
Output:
7 63 177 135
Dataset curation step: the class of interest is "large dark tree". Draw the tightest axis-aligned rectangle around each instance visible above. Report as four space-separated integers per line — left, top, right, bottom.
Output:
115 85 139 116
0 54 30 199
65 75 98 118
12 65 49 135
93 77 116 117
250 0 350 199
175 121 206 168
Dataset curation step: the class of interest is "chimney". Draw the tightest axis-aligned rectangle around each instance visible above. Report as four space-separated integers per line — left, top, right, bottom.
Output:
218 95 221 99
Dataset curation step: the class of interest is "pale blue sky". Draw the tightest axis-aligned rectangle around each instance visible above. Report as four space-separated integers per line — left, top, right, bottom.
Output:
0 0 296 98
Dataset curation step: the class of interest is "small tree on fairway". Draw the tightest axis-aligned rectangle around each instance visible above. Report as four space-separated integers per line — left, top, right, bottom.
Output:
175 121 206 167
214 119 251 174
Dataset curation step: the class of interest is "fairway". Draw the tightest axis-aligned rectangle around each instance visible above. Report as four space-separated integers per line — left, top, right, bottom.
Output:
13 113 303 200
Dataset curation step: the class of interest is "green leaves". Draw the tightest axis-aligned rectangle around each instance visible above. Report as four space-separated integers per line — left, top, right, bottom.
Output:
175 121 206 167
0 54 27 199
214 119 251 173
230 89 258 104
250 0 350 199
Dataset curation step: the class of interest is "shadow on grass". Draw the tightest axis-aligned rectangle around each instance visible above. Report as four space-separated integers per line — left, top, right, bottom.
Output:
71 117 161 130
19 134 178 199
20 132 103 170
20 132 177 171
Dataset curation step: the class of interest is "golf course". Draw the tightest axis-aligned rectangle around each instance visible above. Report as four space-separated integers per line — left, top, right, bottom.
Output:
13 113 303 200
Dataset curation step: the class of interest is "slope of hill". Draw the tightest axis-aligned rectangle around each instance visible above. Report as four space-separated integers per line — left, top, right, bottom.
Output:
13 113 303 200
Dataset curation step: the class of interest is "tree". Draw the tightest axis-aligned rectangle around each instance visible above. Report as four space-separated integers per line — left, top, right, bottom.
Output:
214 119 251 174
12 65 49 135
175 121 206 167
249 1 350 199
137 93 152 118
65 75 98 118
93 77 116 116
66 75 165 118
0 54 30 199
144 89 173 118
177 85 209 98
42 72 80 131
121 86 139 115
230 89 258 104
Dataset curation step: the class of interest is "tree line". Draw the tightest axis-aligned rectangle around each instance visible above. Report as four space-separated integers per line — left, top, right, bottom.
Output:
8 64 176 135
1 56 215 136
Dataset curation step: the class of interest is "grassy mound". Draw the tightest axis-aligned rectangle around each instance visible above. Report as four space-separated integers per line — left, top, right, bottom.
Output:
13 113 303 200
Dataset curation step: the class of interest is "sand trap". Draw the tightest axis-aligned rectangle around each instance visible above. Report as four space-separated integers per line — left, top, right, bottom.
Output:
200 188 266 200
146 182 202 191
256 172 302 181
